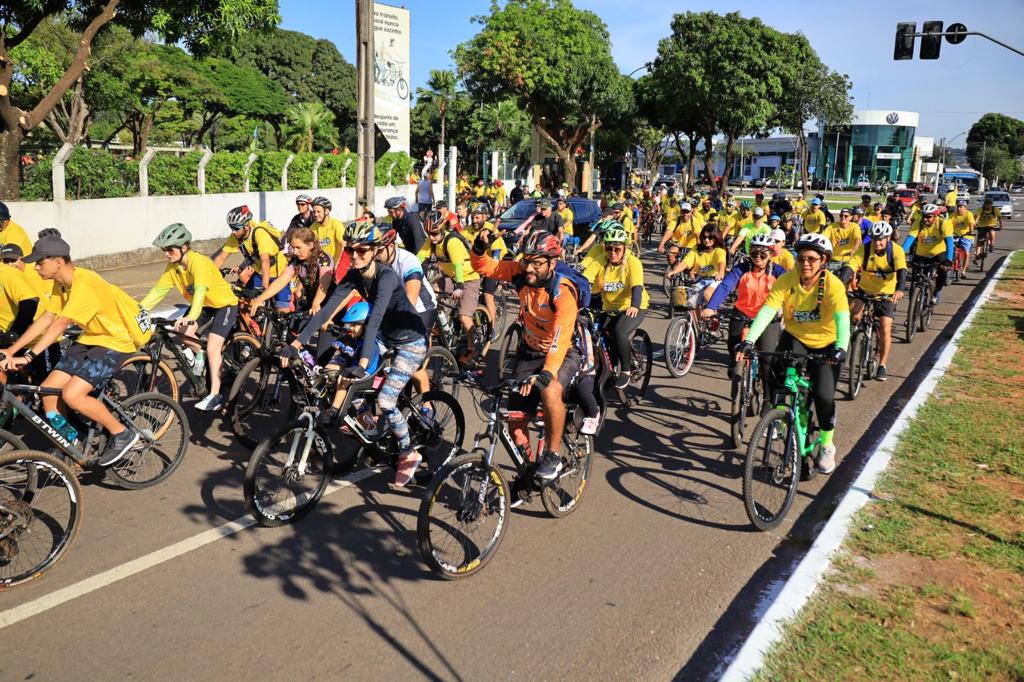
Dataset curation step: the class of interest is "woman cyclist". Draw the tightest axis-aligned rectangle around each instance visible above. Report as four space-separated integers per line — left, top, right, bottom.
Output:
666 225 727 306
738 233 850 474
582 223 649 391
253 227 334 315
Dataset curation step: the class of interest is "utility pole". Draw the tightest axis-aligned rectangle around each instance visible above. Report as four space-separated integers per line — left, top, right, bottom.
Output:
980 140 987 189
355 0 375 212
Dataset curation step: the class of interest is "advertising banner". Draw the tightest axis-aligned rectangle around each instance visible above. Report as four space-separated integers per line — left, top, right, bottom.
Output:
373 3 410 155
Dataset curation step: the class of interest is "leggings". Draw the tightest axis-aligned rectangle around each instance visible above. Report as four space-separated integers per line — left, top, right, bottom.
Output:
728 315 780 393
575 374 600 418
767 331 840 431
378 337 428 453
608 309 646 371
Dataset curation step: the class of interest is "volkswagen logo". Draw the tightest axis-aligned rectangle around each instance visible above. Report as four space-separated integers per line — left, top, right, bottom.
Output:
886 112 900 125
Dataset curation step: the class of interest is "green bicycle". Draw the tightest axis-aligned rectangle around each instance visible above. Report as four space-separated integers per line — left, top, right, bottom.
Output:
741 349 833 531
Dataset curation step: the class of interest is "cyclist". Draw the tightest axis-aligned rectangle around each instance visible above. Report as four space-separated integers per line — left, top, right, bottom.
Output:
252 226 334 315
555 196 575 241
791 193 807 215
697 194 718 224
658 201 699 267
531 198 565 237
715 199 740 243
845 221 906 382
801 197 827 234
857 194 873 215
0 235 153 465
705 232 787 380
309 196 347 263
974 197 1004 253
291 222 428 486
950 199 976 266
470 230 581 481
666 225 727 306
617 201 637 245
0 242 49 300
286 193 314 240
752 190 770 216
213 205 290 314
582 223 649 391
824 208 863 285
902 203 953 305
729 207 770 256
578 209 624 260
385 196 426 253
463 205 507 334
943 184 958 215
493 179 507 209
140 223 239 411
769 191 792 219
0 249 48 382
769 228 795 270
0 202 32 255
738 233 850 474
417 210 481 364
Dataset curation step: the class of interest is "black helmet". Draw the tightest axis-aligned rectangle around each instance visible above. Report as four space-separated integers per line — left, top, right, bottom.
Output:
311 196 332 211
384 196 406 210
0 202 9 221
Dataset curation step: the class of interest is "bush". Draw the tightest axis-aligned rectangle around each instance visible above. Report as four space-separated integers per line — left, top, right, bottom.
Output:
287 152 317 190
377 152 413 187
318 152 357 189
205 151 250 194
148 151 202 196
252 151 291 192
21 156 54 201
64 148 138 199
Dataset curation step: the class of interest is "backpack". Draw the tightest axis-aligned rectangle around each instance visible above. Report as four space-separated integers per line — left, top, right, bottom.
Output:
862 240 895 273
441 230 473 261
549 260 592 309
241 222 283 261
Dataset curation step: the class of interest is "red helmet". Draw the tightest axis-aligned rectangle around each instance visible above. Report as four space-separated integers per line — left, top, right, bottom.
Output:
521 230 562 259
380 228 398 248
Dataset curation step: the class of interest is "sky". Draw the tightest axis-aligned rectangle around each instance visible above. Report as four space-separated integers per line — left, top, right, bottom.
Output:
280 0 1024 145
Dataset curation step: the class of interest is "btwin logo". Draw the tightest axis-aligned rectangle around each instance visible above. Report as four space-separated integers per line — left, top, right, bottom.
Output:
29 412 73 449
886 112 900 125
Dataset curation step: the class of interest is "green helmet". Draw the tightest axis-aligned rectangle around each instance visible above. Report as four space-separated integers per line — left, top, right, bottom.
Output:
153 222 192 248
739 200 752 210
602 224 629 245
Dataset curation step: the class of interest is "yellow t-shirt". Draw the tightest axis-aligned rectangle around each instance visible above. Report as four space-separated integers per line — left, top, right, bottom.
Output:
697 205 717 224
715 210 738 237
494 187 506 205
557 207 575 230
463 222 507 260
417 231 480 282
944 189 957 208
0 220 32 256
222 221 286 278
975 207 1001 228
473 186 487 199
791 199 807 214
680 247 727 279
150 252 238 310
49 268 150 353
801 208 826 234
582 250 649 312
670 218 701 249
951 211 976 237
824 222 863 264
763 269 849 349
772 248 795 270
0 265 44 332
909 217 953 258
851 243 908 296
20 265 50 299
620 212 635 235
865 210 883 224
312 216 346 263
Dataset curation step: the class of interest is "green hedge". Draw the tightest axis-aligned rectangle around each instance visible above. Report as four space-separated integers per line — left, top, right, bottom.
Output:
148 151 202 196
205 151 249 194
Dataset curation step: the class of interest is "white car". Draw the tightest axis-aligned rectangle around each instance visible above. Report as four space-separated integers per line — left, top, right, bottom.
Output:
982 190 1013 219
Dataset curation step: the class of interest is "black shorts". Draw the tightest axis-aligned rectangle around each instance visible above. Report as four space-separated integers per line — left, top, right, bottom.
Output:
54 343 131 388
482 277 499 295
508 346 583 414
855 295 895 319
204 305 238 339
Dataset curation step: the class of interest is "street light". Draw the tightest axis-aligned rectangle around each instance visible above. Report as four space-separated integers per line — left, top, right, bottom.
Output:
937 130 968 191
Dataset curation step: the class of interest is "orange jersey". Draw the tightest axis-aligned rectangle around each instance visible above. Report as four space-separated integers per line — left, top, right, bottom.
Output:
471 252 579 376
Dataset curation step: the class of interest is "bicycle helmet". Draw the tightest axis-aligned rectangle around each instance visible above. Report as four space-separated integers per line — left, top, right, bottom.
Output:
753 207 765 217
0 202 9 220
869 221 894 239
772 192 785 200
153 222 192 248
345 221 385 246
341 301 371 324
226 205 253 228
310 196 332 211
295 193 312 203
794 232 833 257
383 196 406 210
739 200 752 209
922 203 942 216
810 197 822 206
769 214 781 223
749 233 776 250
956 198 969 206
770 228 787 242
470 203 489 216
521 230 562 259
37 227 62 239
380 228 399 248
424 210 445 229
679 202 693 212
602 224 629 244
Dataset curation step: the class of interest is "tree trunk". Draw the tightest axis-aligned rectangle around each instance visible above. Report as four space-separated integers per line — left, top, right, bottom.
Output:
702 133 714 190
534 118 600 193
139 114 154 154
0 129 23 198
797 129 810 192
720 134 736 194
687 136 698 192
440 111 446 155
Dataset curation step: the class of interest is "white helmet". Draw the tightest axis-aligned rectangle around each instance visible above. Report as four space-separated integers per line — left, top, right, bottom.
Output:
749 233 776 250
870 221 894 239
679 202 693 212
770 228 787 242
922 203 942 216
794 232 833 258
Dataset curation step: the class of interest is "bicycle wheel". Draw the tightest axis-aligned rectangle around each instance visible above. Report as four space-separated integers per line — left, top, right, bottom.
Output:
471 306 494 356
105 392 189 490
920 282 935 331
108 355 178 402
417 451 509 580
222 333 261 382
627 329 653 402
540 429 593 518
0 430 29 456
905 286 919 343
846 331 866 400
491 289 510 339
0 450 82 589
243 420 333 527
865 333 879 381
730 360 752 450
404 390 465 470
742 408 800 531
976 240 987 272
498 323 523 382
226 356 300 449
421 346 460 399
664 315 696 377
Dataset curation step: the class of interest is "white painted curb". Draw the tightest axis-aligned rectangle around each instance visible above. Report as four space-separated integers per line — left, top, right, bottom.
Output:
721 250 1020 681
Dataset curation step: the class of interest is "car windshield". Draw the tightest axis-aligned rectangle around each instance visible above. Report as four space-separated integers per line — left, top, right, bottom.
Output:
987 193 1010 202
500 201 538 220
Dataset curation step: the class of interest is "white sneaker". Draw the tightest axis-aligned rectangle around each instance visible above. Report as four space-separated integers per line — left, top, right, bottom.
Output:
580 415 601 436
195 393 224 412
818 444 837 474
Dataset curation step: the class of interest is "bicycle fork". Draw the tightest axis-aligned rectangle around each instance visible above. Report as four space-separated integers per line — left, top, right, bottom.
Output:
286 412 318 475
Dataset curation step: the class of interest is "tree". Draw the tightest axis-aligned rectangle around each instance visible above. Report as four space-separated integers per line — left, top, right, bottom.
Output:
192 57 288 150
0 0 280 197
284 101 337 153
634 73 710 189
966 113 1024 182
454 0 633 188
415 69 457 154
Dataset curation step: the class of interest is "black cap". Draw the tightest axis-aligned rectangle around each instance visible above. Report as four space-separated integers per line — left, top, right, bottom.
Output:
24 236 71 263
433 200 448 209
0 243 23 259
0 202 9 220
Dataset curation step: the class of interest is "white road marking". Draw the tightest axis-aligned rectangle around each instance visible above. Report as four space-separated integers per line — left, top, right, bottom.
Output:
0 467 381 630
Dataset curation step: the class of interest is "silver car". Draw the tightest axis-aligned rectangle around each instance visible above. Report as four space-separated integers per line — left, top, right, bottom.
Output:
982 190 1013 219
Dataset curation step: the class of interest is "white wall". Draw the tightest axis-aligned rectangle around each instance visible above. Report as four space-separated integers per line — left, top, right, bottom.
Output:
5 183 440 261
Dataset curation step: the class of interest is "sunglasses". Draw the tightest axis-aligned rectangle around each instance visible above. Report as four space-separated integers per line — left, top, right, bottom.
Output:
524 258 550 270
296 201 309 207
605 244 625 252
1 258 19 264
345 245 375 256
702 235 715 241
797 255 823 264
750 250 770 259
230 225 247 233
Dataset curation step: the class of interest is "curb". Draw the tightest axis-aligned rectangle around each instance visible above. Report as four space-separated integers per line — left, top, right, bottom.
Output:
720 250 1020 681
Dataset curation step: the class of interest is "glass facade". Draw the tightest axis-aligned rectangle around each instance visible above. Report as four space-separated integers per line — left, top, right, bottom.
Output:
816 123 916 184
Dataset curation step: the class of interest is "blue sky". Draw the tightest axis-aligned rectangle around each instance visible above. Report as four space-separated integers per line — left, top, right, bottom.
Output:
280 0 1024 144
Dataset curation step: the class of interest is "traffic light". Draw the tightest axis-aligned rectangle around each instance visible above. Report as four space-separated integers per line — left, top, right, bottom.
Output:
894 22 916 60
921 20 944 59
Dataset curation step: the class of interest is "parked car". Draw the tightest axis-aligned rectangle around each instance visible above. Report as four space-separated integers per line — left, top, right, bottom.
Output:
828 179 847 190
918 183 933 193
1009 185 1023 194
982 190 1013 219
895 188 920 208
855 176 871 191
496 197 603 240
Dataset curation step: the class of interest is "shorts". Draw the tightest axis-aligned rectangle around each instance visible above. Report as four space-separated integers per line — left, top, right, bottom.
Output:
508 346 583 415
204 305 238 339
689 278 718 307
955 236 973 250
482 277 499 295
251 273 291 308
444 277 481 318
54 343 131 388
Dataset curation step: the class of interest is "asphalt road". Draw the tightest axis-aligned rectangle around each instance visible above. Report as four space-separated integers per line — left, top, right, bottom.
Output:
2 208 1022 681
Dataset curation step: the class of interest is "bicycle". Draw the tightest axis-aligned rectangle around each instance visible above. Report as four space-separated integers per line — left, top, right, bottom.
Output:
0 381 189 490
905 259 939 342
663 276 723 377
846 293 890 399
974 228 994 272
741 349 833 531
952 239 969 282
416 376 593 580
243 357 464 527
433 290 493 365
727 312 763 450
0 449 82 589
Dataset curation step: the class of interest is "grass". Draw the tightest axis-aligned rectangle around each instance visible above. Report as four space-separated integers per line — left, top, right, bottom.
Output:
754 251 1024 682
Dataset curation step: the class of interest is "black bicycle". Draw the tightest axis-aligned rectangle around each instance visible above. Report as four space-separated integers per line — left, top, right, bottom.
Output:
905 260 939 342
847 294 890 399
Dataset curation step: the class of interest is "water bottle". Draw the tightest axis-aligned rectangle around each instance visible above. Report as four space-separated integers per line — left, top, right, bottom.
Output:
46 411 78 444
299 350 316 368
182 347 196 367
193 350 206 377
438 308 453 337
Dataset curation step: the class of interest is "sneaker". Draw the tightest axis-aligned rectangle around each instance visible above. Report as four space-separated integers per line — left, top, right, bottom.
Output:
394 449 422 487
509 475 532 508
535 449 563 481
817 444 837 474
931 291 941 305
876 365 888 381
614 374 631 390
580 415 601 436
99 428 140 467
194 393 224 412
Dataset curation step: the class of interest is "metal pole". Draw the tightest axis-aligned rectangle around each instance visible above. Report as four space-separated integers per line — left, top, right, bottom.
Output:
588 115 595 199
355 0 375 211
980 140 987 188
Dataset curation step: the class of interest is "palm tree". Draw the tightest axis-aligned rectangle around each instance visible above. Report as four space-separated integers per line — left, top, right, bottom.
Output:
284 101 337 153
416 69 457 153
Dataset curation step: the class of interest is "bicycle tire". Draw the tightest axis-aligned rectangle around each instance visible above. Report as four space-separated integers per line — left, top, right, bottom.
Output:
421 346 460 399
491 290 510 339
0 429 29 457
109 355 179 402
243 420 333 527
540 430 593 518
471 306 494 357
846 331 866 400
226 355 300 449
664 315 696 377
905 286 919 343
742 408 800 531
920 281 934 331
629 329 653 402
416 451 509 580
498 323 523 382
0 450 82 590
222 333 261 382
404 390 465 471
730 361 751 450
104 392 189 490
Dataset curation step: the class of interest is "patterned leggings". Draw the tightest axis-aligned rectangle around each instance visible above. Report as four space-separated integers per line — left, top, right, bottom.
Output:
378 337 428 453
